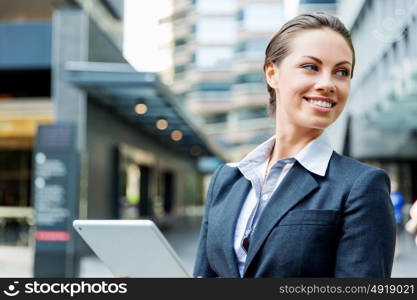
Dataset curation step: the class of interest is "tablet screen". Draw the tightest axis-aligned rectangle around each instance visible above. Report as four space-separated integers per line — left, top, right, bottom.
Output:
73 219 190 278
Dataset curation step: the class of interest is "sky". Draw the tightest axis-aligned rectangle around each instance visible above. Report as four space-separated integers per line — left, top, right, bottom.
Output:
123 0 172 72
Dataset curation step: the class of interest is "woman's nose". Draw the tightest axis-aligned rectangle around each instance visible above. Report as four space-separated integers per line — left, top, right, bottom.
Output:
314 74 336 93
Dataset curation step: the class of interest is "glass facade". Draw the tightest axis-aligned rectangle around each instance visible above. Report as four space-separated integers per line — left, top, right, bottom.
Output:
193 82 231 91
241 3 284 32
235 72 264 84
205 113 227 124
237 107 268 120
195 47 234 69
196 18 237 44
196 0 237 14
172 0 283 159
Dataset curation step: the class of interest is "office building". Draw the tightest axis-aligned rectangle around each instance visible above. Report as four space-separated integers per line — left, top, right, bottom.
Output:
337 0 417 201
171 0 286 161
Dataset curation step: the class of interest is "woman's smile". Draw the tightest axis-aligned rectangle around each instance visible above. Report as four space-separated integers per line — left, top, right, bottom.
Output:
303 96 337 113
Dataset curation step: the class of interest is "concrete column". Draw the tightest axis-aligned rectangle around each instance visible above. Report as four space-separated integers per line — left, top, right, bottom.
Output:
34 7 90 277
52 7 89 152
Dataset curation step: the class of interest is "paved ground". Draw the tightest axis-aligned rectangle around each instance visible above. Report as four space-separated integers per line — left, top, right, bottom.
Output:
391 231 417 277
1 219 416 278
0 245 33 277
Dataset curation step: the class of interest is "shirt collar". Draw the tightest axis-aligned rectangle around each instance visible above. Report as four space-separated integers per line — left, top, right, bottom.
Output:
238 135 333 177
294 137 333 176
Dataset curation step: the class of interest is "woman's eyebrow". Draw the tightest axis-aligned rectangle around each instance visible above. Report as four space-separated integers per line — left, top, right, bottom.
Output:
301 55 352 67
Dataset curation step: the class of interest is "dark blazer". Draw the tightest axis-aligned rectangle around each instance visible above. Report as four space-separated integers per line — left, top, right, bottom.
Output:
194 151 396 277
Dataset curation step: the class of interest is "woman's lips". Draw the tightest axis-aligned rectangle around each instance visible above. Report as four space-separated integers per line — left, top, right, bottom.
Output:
303 97 335 113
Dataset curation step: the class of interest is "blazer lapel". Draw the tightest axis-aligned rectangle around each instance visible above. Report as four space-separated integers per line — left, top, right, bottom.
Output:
217 174 251 277
243 162 319 275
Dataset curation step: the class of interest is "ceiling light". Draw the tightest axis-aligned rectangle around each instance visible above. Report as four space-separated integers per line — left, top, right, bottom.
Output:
170 130 183 141
135 103 148 114
156 119 168 130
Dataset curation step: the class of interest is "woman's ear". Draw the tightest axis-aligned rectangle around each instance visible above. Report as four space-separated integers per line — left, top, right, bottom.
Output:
265 62 279 88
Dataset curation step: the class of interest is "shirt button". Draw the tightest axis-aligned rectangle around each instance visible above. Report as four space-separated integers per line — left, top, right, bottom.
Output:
262 194 269 201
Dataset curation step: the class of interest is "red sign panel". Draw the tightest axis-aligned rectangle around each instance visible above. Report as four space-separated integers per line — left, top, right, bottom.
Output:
35 230 70 242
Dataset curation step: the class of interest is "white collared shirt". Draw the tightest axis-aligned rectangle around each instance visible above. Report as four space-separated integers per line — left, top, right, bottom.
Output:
228 135 334 277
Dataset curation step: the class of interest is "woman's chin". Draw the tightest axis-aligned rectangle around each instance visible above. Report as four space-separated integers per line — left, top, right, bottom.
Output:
307 116 335 130
306 122 331 130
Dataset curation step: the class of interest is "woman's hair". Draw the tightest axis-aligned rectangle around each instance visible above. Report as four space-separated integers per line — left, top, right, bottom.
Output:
264 12 355 116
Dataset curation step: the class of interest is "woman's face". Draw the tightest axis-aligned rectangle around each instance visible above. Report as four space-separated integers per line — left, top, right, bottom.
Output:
266 28 353 132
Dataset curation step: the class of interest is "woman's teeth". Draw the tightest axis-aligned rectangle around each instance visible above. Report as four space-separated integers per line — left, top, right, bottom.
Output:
305 98 333 108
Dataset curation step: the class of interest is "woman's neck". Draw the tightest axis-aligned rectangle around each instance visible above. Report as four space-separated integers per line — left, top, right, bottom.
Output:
263 127 322 178
271 127 323 161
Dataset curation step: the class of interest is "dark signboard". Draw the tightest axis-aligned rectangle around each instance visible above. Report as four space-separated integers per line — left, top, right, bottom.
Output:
33 124 80 277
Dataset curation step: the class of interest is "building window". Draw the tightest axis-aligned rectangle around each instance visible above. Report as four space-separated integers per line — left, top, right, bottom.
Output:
241 3 284 32
191 24 196 34
190 52 196 63
196 17 237 44
193 82 231 91
175 64 187 74
175 38 187 47
237 107 268 120
236 9 244 21
235 72 264 84
0 150 32 207
195 47 234 69
235 41 246 53
205 113 228 124
235 38 269 59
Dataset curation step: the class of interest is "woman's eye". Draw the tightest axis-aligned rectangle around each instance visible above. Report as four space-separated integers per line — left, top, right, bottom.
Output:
335 69 349 77
302 64 318 71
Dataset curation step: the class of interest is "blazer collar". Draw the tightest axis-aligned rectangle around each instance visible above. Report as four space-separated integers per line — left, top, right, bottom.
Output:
218 172 251 277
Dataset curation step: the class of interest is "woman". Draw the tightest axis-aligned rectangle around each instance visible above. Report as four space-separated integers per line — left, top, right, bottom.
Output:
194 12 396 278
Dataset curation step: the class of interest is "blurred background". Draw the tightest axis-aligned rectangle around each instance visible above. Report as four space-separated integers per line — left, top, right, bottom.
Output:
0 0 416 277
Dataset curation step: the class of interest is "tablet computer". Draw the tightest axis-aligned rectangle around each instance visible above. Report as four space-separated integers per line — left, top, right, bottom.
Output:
73 219 191 278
